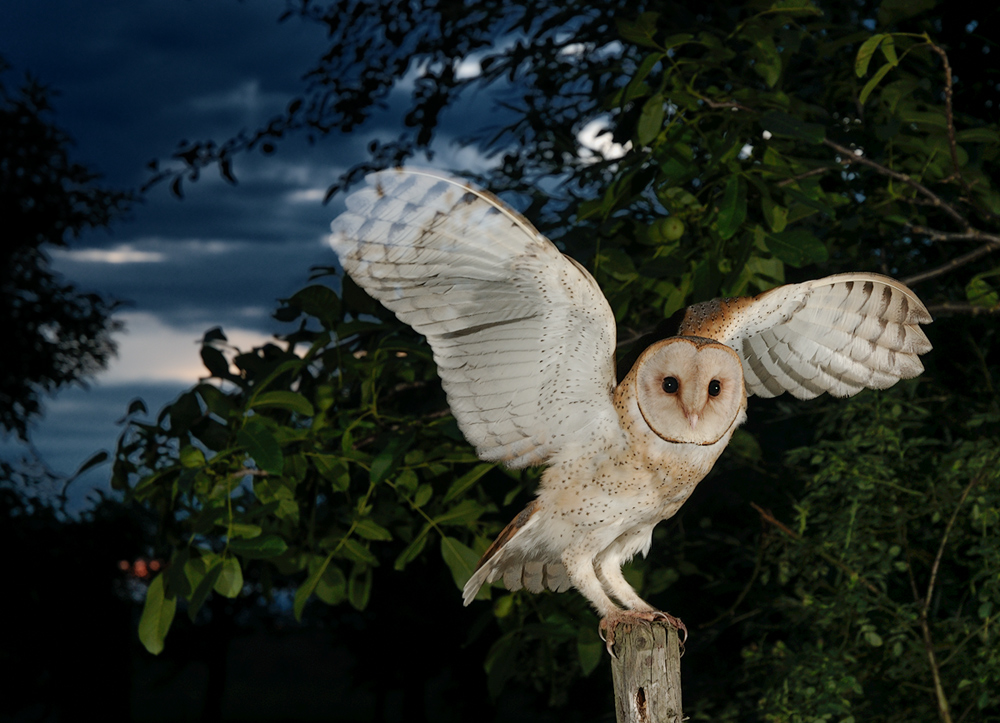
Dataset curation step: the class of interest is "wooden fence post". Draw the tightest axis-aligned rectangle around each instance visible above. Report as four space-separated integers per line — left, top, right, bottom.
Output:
609 622 683 723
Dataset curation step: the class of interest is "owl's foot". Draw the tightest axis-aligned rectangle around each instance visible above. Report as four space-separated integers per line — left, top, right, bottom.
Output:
598 609 688 657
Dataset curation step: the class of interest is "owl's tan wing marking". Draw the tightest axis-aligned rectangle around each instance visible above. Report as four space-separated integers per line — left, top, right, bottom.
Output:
679 273 932 399
330 168 621 467
474 499 540 571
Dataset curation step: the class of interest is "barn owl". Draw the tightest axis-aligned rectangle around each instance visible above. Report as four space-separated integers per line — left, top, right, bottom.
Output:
329 168 932 645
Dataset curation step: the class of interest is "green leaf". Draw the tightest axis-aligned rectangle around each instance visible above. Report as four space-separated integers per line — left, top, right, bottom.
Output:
717 175 747 240
782 186 834 218
898 109 948 128
369 432 415 484
249 391 315 416
294 553 333 620
600 248 638 281
864 630 884 647
764 228 828 267
493 593 514 618
168 391 202 430
187 559 223 621
443 463 494 503
70 450 109 479
859 62 895 105
761 195 788 233
616 12 660 49
966 277 999 308
253 478 299 521
855 34 885 77
228 533 289 559
348 566 373 610
440 536 480 589
312 454 350 491
214 557 243 598
338 537 380 565
434 499 485 526
196 383 233 418
200 345 230 378
413 483 434 508
226 522 262 539
637 94 664 146
138 574 176 655
237 417 283 475
759 111 825 143
751 35 781 87
955 128 999 143
394 527 430 570
880 35 898 66
314 564 347 605
662 33 694 48
354 518 393 541
286 284 341 326
183 554 207 591
624 52 663 103
179 445 206 469
369 452 396 485
164 548 192 597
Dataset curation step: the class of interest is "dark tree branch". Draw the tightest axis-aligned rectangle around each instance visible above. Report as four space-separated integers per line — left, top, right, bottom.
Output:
823 139 968 228
902 243 1000 287
926 302 1000 317
776 167 829 186
907 225 1000 245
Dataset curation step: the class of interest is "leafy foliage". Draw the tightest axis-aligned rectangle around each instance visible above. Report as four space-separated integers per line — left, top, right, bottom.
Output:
743 390 999 721
121 1 1000 720
0 57 132 438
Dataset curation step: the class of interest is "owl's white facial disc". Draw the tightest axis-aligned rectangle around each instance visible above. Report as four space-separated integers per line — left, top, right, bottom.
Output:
634 337 746 445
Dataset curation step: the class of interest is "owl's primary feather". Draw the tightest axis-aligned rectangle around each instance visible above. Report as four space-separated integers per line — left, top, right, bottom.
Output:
329 168 932 637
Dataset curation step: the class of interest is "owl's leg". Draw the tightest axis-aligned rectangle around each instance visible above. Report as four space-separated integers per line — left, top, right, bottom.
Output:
593 548 687 654
594 555 655 612
560 545 623 619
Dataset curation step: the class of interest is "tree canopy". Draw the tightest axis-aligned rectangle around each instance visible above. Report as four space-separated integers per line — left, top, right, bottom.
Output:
120 2 999 720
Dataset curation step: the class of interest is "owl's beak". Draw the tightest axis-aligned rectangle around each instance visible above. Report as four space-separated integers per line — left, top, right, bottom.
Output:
685 411 700 429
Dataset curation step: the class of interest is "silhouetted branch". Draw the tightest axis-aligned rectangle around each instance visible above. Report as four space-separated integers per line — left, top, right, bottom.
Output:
823 139 968 228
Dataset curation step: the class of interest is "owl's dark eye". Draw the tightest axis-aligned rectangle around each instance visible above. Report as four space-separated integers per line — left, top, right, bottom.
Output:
662 377 679 394
708 379 721 397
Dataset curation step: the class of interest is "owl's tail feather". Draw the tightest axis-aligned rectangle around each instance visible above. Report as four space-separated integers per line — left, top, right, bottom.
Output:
462 499 571 605
463 557 571 605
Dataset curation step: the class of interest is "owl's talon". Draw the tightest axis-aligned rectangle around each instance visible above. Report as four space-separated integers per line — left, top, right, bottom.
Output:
599 609 687 656
649 611 688 645
597 620 618 658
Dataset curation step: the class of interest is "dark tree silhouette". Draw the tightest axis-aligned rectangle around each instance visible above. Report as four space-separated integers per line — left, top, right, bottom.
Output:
0 57 132 439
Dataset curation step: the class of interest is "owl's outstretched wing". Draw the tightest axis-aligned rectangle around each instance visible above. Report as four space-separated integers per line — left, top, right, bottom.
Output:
329 168 620 467
679 273 932 399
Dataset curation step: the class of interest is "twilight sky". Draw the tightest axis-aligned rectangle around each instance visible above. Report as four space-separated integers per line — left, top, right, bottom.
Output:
0 1 510 510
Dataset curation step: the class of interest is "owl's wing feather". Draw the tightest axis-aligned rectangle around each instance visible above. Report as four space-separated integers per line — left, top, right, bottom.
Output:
680 273 932 399
330 168 620 467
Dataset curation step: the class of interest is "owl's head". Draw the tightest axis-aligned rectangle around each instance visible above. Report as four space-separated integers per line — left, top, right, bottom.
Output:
624 336 747 446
